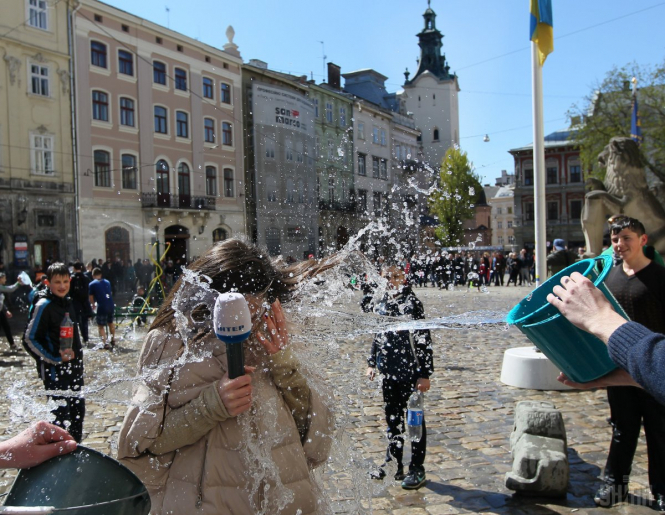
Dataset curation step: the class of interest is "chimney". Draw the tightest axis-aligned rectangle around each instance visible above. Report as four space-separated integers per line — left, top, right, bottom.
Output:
327 62 341 89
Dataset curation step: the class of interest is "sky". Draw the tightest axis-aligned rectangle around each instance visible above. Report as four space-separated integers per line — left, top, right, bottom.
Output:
101 0 665 185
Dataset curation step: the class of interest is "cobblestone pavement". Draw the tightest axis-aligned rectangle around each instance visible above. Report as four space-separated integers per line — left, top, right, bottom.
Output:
0 286 657 514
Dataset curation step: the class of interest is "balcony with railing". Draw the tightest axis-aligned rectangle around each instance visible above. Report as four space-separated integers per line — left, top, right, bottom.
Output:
318 199 357 213
141 193 216 210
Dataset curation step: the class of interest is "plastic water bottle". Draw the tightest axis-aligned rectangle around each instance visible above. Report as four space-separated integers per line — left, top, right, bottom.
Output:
60 312 74 350
407 390 424 442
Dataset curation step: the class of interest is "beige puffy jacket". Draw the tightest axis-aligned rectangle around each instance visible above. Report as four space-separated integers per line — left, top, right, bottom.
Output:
117 326 335 515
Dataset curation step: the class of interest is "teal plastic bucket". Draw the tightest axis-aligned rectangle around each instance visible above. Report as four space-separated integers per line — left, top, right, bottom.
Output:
3 446 150 515
506 255 628 383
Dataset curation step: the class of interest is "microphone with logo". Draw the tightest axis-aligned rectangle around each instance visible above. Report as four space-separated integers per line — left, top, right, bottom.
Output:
213 292 252 379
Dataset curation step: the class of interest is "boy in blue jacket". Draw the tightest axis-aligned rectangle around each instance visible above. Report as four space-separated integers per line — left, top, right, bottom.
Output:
365 266 434 489
22 263 85 443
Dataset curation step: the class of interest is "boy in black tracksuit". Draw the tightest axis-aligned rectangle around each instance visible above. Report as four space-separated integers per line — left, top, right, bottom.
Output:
365 266 434 490
23 263 85 443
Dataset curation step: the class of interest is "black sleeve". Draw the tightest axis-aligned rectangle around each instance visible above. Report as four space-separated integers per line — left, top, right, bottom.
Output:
410 295 434 378
367 336 379 368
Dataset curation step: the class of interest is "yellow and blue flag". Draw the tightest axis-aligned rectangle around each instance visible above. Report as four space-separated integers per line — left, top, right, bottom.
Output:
631 93 642 146
530 0 553 66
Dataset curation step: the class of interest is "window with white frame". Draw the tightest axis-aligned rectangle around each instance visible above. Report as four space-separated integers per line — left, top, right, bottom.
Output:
379 159 387 179
372 156 380 178
508 235 516 244
202 77 214 99
176 111 189 138
118 50 133 76
28 0 48 30
265 137 275 158
120 97 135 126
90 41 107 68
154 106 168 134
325 102 333 123
339 107 346 126
497 221 503 229
31 133 54 175
358 153 366 176
121 154 137 189
313 98 319 118
498 236 504 245
224 168 234 197
507 221 513 228
327 139 334 160
93 149 110 187
372 127 379 144
380 129 386 146
92 91 109 121
153 61 166 85
357 122 364 139
204 118 215 143
30 64 49 96
174 68 187 91
222 122 232 145
205 166 217 196
220 83 231 104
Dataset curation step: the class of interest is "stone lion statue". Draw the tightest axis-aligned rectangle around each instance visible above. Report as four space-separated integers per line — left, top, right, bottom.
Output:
582 137 665 256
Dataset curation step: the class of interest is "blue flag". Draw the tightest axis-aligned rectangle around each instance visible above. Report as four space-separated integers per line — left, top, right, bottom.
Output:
631 94 642 146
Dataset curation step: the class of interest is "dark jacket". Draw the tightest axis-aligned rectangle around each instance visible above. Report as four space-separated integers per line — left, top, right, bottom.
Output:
22 289 83 365
69 271 91 306
367 286 434 381
609 321 665 406
546 248 578 275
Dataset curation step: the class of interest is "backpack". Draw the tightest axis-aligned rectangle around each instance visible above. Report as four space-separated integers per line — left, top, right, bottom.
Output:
70 273 88 303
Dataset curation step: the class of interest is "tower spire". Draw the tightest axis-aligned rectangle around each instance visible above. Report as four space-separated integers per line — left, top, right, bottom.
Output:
408 2 453 83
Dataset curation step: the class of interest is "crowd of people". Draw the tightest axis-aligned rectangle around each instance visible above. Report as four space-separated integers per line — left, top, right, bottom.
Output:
406 249 536 289
1 217 665 512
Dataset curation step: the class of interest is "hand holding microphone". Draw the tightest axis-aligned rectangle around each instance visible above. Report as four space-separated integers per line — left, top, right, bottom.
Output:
214 293 252 379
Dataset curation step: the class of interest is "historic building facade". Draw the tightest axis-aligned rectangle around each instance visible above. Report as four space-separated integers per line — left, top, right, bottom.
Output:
74 0 245 265
241 60 318 259
0 0 77 272
309 63 354 254
509 129 586 251
490 185 517 251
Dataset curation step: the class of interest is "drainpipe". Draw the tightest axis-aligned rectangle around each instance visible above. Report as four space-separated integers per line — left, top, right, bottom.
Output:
68 0 82 260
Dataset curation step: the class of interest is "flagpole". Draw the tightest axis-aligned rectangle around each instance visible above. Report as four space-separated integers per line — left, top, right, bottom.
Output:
531 42 547 287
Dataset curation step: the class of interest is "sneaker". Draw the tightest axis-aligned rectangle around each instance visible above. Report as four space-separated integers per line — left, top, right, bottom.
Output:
401 467 426 490
394 466 406 481
594 483 628 507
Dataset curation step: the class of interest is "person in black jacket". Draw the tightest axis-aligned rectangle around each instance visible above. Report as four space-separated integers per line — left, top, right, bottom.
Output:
69 262 92 344
366 266 434 490
22 263 85 443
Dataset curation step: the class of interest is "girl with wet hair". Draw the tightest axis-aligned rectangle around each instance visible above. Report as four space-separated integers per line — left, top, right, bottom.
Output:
118 238 338 515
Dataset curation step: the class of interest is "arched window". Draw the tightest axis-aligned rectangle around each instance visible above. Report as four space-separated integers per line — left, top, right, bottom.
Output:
222 122 232 146
156 159 170 206
213 228 227 243
206 165 217 196
94 150 110 187
433 128 440 141
178 163 191 207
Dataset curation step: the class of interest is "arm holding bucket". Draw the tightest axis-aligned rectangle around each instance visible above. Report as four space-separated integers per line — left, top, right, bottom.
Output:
0 421 76 469
546 272 627 343
547 272 665 402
